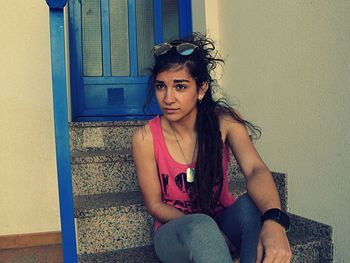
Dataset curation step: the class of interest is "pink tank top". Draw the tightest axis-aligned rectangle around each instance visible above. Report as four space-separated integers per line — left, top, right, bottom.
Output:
148 115 236 231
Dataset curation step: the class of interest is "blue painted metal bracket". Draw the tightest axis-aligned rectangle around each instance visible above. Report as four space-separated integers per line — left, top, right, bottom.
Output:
179 0 193 37
46 0 67 9
154 0 163 44
46 2 78 262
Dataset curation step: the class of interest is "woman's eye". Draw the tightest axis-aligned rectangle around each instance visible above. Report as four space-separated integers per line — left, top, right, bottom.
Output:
155 84 165 90
175 84 186 91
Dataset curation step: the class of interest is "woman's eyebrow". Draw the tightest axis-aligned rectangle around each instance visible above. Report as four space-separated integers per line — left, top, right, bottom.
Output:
173 79 190 83
154 79 190 84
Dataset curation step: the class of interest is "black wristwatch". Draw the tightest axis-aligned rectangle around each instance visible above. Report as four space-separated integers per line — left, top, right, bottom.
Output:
261 208 290 232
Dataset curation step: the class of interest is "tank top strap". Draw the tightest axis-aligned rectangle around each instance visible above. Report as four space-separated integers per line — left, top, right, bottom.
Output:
148 115 167 161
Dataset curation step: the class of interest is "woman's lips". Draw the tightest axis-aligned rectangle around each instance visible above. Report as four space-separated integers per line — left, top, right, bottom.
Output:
163 108 179 114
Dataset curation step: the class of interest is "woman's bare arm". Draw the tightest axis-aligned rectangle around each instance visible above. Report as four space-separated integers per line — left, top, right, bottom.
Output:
221 116 280 212
221 115 291 262
132 125 185 223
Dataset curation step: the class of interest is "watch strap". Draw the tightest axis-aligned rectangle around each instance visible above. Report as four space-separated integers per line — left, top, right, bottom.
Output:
261 208 291 232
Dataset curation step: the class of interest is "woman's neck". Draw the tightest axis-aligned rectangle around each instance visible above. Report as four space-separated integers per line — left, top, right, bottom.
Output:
169 115 196 135
162 111 197 140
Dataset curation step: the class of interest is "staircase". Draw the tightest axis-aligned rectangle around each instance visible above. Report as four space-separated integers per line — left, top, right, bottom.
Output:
69 121 333 262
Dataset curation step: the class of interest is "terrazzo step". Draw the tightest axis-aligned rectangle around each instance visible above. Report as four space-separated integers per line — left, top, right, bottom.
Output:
71 149 242 196
77 214 332 263
74 181 246 255
71 149 287 209
70 120 332 262
78 245 161 263
288 214 332 262
69 121 146 152
74 178 288 255
74 190 153 255
71 149 139 196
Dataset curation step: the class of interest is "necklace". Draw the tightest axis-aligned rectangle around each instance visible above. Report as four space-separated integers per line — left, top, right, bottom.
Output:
169 124 197 183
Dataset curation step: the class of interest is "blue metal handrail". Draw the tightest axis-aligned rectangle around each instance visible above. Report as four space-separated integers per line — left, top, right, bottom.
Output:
45 1 78 262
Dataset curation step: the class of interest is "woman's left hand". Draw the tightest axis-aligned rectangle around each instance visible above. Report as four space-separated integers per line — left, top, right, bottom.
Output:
256 220 291 263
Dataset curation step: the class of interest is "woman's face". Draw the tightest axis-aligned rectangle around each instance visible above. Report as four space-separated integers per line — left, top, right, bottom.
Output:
154 65 207 123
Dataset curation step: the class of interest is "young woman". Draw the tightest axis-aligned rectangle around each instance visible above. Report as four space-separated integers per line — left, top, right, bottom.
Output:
132 33 291 263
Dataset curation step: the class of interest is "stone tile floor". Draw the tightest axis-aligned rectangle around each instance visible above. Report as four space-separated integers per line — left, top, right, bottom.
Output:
0 245 63 263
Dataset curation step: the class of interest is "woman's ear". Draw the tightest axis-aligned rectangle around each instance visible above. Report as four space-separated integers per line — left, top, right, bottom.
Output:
198 82 209 100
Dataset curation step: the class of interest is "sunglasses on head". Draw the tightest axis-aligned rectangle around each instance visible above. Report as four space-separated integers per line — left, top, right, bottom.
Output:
153 42 198 57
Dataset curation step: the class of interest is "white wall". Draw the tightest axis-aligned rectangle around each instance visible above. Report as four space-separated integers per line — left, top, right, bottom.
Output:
207 1 350 262
0 1 61 235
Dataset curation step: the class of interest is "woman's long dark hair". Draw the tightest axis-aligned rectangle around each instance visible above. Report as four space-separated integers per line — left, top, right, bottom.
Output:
144 33 261 217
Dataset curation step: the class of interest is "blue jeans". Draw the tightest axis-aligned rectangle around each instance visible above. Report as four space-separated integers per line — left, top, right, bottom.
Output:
153 194 261 263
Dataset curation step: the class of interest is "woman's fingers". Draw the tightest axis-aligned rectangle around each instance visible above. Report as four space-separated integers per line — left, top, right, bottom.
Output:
256 240 264 263
262 247 290 263
260 241 291 263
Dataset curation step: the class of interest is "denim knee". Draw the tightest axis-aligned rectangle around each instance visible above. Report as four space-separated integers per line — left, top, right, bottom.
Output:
154 213 233 263
181 214 232 262
181 214 219 240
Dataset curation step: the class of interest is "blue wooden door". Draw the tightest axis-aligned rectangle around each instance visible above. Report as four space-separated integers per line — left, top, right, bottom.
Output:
68 0 192 121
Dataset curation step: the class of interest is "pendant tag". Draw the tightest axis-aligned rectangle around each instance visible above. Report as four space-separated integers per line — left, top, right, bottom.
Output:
186 168 195 183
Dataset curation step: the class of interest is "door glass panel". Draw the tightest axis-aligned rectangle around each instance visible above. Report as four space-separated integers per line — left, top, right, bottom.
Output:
84 84 147 109
82 0 103 76
110 0 130 76
136 0 155 76
162 0 180 43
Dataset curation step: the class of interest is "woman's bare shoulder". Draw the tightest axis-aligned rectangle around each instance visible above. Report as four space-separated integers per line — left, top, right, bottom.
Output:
132 123 153 148
218 109 244 128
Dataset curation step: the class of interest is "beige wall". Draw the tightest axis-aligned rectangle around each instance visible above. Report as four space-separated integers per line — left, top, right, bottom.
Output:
0 1 61 235
206 1 350 262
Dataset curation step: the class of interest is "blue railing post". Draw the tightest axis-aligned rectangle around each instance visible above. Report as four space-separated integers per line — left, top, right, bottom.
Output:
45 1 78 262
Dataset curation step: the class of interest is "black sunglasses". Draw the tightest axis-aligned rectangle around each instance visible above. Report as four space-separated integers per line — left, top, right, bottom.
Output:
153 42 198 57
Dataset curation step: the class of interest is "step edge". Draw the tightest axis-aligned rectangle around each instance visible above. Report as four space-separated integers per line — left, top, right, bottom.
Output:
69 120 147 128
71 149 133 164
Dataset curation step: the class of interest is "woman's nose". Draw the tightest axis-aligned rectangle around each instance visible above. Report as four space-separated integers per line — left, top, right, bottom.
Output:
164 90 175 104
